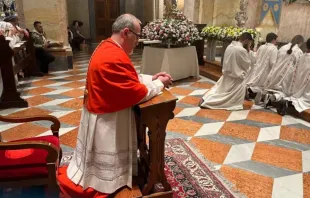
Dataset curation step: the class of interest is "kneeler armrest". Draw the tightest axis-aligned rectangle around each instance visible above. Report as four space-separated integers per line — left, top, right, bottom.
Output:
0 115 61 138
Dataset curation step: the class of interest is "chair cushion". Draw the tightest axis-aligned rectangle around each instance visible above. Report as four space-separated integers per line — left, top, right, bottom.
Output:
0 135 60 179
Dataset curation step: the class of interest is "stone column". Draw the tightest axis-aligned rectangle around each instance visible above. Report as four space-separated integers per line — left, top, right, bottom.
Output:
183 0 200 23
15 0 26 28
158 0 164 19
21 0 69 46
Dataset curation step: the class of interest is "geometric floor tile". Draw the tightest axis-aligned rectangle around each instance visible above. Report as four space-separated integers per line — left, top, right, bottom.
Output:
223 142 256 164
272 173 304 198
220 165 274 198
226 110 250 121
229 160 298 178
219 122 260 142
257 126 281 142
175 107 200 117
194 122 225 136
303 150 310 173
190 137 231 164
280 125 310 145
252 143 303 172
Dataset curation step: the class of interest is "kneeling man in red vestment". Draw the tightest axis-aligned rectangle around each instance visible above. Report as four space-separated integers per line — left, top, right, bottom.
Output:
57 14 172 197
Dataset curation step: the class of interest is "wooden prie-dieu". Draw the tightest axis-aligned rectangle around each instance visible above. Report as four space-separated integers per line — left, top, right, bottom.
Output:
134 89 177 197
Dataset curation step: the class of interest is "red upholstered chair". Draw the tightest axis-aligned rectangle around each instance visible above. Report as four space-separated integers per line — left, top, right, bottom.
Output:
0 115 62 196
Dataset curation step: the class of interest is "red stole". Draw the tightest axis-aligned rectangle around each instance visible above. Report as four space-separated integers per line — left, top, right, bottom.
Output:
84 38 148 114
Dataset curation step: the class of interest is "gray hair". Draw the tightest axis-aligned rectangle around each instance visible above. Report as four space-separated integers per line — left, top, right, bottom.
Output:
112 14 141 33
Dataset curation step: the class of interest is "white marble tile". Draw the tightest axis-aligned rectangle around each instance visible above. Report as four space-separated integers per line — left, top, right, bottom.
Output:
0 123 23 132
45 82 71 87
296 119 310 128
257 126 281 142
22 95 35 99
41 89 73 95
223 143 256 164
194 122 225 136
272 174 303 198
302 150 310 172
0 107 29 116
251 105 264 110
189 89 209 96
226 110 250 121
78 79 87 82
38 99 73 106
48 75 71 80
49 111 75 118
176 95 185 101
175 107 200 117
281 115 300 126
213 165 222 171
50 71 69 74
37 127 77 137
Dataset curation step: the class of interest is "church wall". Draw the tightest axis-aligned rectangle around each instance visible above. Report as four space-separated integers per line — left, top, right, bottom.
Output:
21 0 69 45
124 0 144 23
66 0 91 38
245 0 261 28
212 0 240 26
200 0 215 25
277 3 310 42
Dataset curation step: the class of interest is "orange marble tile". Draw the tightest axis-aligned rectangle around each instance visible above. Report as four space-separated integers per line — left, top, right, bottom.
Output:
195 109 231 121
190 82 213 89
1 123 49 141
62 81 86 89
243 100 254 110
178 96 200 106
173 106 183 115
280 126 310 145
220 165 273 198
26 95 53 106
64 75 86 81
32 79 56 86
304 173 310 198
59 98 83 110
190 137 231 164
169 87 193 95
252 143 302 172
167 118 202 136
59 111 82 126
8 107 51 118
247 110 282 125
219 122 260 142
61 89 84 98
24 87 55 95
60 128 79 148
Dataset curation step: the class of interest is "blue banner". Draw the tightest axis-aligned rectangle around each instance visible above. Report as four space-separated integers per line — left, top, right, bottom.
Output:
260 0 283 25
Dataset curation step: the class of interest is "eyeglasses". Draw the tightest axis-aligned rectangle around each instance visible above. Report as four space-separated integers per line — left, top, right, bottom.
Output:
129 29 142 38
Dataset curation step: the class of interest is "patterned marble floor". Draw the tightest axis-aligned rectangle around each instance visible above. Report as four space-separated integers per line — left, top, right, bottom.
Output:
1 50 309 198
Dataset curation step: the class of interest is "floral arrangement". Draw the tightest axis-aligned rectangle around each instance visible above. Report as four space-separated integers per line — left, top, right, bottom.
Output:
142 6 202 46
201 25 260 42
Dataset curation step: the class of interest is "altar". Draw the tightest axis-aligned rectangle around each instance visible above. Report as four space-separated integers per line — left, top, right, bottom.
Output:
141 46 199 81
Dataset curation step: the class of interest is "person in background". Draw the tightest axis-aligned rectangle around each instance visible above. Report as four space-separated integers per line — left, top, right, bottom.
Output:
32 21 61 74
263 35 304 110
199 32 255 110
70 20 86 51
3 16 28 40
246 32 279 104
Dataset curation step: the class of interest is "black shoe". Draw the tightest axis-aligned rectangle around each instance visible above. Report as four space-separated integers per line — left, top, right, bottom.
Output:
264 94 271 109
277 100 288 116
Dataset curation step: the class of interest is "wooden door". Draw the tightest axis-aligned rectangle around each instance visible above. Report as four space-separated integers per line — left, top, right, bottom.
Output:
94 0 120 42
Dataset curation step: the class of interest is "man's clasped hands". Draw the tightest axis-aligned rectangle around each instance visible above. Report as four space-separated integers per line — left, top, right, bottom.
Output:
152 72 173 88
